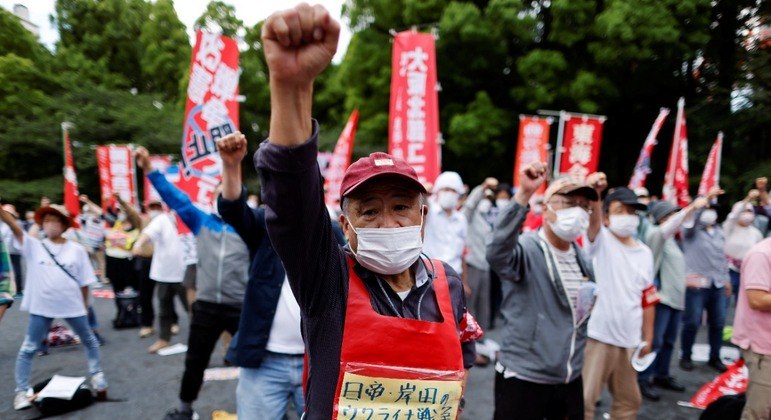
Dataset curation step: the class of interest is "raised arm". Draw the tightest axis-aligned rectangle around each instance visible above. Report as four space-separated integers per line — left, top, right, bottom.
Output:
113 193 143 230
245 5 344 315
585 172 608 243
79 195 104 216
462 178 497 221
135 146 206 235
487 162 545 282
0 206 23 245
262 4 340 146
216 132 266 253
660 197 709 239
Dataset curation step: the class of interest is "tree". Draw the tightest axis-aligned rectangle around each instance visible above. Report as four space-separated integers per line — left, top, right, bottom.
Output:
139 0 191 100
54 0 150 89
194 1 244 38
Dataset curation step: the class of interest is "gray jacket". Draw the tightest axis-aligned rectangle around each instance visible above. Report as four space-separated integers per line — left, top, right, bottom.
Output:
487 201 592 384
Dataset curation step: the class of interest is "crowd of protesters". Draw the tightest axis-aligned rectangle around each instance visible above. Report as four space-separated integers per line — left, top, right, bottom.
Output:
2 4 771 420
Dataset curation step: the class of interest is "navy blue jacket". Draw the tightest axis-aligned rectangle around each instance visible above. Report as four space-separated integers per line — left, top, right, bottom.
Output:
218 188 285 368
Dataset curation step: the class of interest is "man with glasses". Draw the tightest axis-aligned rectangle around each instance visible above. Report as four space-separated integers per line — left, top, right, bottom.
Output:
582 187 658 420
487 163 602 420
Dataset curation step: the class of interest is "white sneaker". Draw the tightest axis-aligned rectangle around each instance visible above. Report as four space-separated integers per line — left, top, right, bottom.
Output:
13 389 32 410
91 371 108 400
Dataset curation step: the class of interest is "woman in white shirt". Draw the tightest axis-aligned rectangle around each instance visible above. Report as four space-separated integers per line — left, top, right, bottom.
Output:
724 192 764 304
0 204 108 411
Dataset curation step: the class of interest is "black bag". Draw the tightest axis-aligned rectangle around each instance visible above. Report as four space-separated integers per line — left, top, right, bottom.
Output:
700 393 746 420
112 291 140 329
32 378 94 417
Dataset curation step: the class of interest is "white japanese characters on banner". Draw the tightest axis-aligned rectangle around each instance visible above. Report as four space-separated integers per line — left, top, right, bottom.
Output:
557 116 605 180
389 31 440 183
96 145 137 211
179 30 239 216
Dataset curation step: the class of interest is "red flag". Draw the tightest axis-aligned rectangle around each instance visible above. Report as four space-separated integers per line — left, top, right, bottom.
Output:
96 145 138 211
514 116 551 195
689 359 747 409
324 110 360 207
628 108 670 189
698 132 724 197
663 98 691 206
557 115 605 180
388 30 440 184
179 30 239 213
62 123 80 225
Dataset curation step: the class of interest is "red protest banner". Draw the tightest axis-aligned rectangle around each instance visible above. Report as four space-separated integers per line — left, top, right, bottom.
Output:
557 115 605 180
628 108 670 190
388 31 440 184
325 110 360 207
514 116 551 195
689 359 747 409
62 123 80 225
697 132 724 197
663 97 691 206
96 145 137 211
180 30 239 212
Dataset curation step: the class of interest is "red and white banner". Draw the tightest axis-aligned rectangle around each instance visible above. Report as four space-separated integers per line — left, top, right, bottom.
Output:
698 132 724 197
324 110 360 207
557 115 605 180
514 116 551 195
179 30 239 213
689 359 747 409
96 145 137 212
663 97 691 207
628 108 670 189
144 155 173 205
62 123 80 225
388 30 440 184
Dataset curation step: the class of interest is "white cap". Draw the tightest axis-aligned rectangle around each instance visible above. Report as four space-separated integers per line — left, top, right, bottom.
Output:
433 171 464 194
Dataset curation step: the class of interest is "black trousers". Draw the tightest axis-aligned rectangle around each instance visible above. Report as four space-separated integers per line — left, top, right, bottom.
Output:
157 282 187 341
10 254 22 292
106 255 137 293
494 372 583 420
134 257 154 327
179 300 241 403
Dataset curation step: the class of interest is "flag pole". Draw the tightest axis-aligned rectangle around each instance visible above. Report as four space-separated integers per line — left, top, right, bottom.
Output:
553 110 567 180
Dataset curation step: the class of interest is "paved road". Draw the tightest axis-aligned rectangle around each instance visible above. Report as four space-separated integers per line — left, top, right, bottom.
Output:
0 283 729 419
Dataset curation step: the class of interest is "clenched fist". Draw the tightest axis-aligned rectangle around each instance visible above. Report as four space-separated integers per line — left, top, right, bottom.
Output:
216 132 248 168
262 3 340 86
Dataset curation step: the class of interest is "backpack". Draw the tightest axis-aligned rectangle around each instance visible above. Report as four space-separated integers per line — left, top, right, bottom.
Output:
699 393 746 420
32 377 94 417
112 291 140 329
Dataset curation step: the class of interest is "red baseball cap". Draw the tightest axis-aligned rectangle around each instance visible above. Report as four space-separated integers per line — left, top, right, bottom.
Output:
340 152 427 201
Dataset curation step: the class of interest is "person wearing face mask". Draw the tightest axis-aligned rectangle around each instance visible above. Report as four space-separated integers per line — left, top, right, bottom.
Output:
679 187 731 373
134 147 250 420
1 204 108 410
222 7 476 417
723 191 764 305
636 197 709 401
462 177 503 365
103 204 139 297
582 186 658 420
424 171 469 279
487 168 600 420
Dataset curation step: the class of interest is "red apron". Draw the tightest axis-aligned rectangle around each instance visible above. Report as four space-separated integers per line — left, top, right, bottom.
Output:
332 257 465 419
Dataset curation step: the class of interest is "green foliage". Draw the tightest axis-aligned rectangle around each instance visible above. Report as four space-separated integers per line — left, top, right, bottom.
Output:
194 1 243 38
140 0 191 100
0 0 768 210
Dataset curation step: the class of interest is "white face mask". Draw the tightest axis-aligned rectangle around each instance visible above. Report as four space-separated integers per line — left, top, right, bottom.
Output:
477 199 492 213
496 198 510 209
608 214 640 238
149 210 162 219
437 191 459 210
700 209 718 226
349 213 424 275
738 212 755 226
42 221 64 239
117 212 127 222
547 205 589 242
